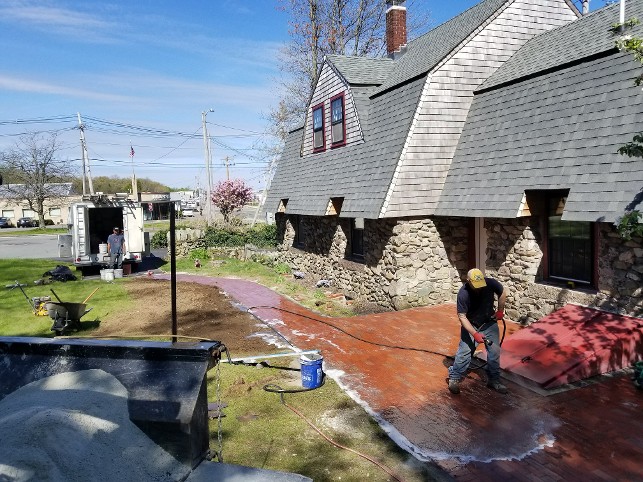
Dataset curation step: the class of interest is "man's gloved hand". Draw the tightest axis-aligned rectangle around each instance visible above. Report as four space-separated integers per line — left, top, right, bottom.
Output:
473 332 485 344
495 310 504 320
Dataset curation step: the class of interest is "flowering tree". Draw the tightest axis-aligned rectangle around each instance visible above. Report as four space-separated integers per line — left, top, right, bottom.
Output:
211 179 253 223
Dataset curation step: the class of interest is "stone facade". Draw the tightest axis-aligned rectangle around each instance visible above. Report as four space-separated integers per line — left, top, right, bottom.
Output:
274 214 643 320
275 214 469 310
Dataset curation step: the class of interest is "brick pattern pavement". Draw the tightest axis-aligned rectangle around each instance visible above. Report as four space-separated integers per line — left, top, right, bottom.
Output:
160 275 643 481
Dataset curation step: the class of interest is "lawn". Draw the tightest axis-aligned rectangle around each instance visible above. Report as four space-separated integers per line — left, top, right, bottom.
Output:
0 258 440 481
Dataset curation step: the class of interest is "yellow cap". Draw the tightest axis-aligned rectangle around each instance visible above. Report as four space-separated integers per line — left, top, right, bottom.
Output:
467 268 486 288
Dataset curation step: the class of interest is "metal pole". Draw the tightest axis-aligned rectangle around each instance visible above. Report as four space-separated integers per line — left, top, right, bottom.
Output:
169 201 177 343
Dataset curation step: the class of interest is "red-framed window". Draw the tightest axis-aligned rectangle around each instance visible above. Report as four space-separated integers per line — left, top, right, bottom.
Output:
312 103 326 152
330 93 346 147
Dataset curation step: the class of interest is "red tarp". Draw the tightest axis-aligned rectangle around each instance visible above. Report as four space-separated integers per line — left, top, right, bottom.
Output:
499 304 642 389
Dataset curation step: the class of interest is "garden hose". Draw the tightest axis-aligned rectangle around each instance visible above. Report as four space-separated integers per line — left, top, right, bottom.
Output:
263 383 405 482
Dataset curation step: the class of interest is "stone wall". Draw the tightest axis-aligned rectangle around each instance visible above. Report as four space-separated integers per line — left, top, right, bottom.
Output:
274 214 643 320
275 214 469 310
171 217 642 320
471 219 642 322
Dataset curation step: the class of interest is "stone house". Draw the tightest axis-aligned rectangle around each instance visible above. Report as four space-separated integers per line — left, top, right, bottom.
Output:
264 0 643 320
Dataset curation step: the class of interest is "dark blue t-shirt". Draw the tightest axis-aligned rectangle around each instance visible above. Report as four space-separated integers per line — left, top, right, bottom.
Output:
456 277 503 327
107 233 125 254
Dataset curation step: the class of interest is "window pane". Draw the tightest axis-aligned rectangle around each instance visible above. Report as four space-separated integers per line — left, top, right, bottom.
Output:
331 98 343 124
314 130 324 149
313 108 323 130
548 216 592 283
332 123 344 143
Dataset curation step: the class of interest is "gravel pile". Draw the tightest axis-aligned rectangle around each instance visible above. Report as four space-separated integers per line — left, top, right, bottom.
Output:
0 369 190 481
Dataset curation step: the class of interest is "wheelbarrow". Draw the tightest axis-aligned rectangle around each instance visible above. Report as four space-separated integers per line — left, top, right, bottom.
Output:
47 289 93 335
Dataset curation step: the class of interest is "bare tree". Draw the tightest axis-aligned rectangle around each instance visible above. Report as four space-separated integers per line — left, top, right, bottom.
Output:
0 133 77 227
270 0 431 138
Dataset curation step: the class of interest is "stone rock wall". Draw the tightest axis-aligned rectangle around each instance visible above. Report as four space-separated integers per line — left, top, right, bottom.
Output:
482 219 642 321
274 214 642 320
171 218 642 320
275 214 469 310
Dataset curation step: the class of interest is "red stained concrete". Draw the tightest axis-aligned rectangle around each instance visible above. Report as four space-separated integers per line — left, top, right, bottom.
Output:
158 274 643 482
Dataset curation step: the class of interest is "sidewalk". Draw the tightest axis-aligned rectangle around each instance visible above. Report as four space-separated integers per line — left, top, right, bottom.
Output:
163 274 643 481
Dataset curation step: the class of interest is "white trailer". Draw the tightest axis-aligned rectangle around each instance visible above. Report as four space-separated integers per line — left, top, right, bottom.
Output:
68 197 145 270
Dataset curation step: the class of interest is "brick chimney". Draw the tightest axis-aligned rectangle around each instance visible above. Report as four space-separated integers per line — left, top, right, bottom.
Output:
386 0 407 57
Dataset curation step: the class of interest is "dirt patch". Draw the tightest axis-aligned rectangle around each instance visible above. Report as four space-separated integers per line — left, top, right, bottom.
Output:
92 278 277 356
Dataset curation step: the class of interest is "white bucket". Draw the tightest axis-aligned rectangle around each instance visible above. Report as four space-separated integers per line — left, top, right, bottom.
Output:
114 268 123 279
99 243 108 254
103 269 114 282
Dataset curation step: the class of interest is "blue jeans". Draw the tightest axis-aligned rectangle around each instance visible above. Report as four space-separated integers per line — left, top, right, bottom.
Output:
448 321 501 382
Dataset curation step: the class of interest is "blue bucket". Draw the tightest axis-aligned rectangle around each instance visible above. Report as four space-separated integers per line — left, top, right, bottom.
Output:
300 354 323 389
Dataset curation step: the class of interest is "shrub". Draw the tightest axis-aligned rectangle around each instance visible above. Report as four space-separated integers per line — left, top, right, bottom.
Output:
151 230 168 248
44 219 54 226
203 223 277 248
189 248 210 260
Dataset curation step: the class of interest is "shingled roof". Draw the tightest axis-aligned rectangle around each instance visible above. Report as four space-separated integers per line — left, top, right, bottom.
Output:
436 0 643 222
265 0 525 219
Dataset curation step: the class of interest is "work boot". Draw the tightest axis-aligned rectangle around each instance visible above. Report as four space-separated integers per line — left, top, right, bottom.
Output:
447 378 461 394
487 380 508 394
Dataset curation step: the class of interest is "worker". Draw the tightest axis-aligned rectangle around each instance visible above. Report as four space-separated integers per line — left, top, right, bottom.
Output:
447 268 508 395
107 226 126 269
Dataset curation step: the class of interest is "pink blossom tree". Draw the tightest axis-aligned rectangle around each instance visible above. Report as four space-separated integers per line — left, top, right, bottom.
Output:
211 179 253 223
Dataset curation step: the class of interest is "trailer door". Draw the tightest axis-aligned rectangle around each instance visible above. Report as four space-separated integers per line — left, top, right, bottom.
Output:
74 204 90 256
123 205 145 254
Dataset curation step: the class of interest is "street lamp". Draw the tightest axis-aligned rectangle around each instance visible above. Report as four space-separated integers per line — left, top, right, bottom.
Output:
202 108 214 223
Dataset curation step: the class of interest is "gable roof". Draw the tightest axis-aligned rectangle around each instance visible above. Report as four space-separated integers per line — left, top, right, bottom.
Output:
264 0 580 220
326 55 394 86
436 0 643 223
374 0 559 95
479 0 643 92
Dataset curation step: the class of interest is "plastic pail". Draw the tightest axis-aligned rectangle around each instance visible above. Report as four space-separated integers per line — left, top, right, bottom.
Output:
300 354 323 389
103 269 114 282
100 270 106 280
114 269 123 278
98 243 108 254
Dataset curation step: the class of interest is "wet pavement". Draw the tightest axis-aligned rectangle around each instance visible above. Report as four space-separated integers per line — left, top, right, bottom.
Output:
157 274 643 482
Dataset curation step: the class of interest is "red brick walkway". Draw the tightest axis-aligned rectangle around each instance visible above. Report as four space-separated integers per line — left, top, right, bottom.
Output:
159 274 643 481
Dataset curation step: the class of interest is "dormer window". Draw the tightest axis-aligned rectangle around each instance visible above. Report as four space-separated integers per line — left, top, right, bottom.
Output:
312 103 325 152
330 93 345 146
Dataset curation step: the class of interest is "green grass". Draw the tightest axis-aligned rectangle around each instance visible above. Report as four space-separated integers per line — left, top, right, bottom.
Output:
0 258 438 481
0 227 68 237
172 256 356 318
209 363 433 482
0 259 132 337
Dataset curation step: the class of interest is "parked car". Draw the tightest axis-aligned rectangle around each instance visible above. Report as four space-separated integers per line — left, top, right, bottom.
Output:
0 217 13 228
17 217 38 228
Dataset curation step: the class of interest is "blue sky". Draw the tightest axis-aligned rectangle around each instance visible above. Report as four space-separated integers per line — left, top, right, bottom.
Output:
0 0 611 191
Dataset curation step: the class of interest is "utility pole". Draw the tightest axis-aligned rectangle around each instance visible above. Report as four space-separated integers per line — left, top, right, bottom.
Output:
223 156 233 180
202 109 214 223
77 113 94 196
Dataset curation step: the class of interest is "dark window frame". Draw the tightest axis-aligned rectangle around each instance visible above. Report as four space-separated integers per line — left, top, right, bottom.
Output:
292 215 304 248
330 92 346 147
542 194 596 288
311 103 326 153
349 218 364 261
